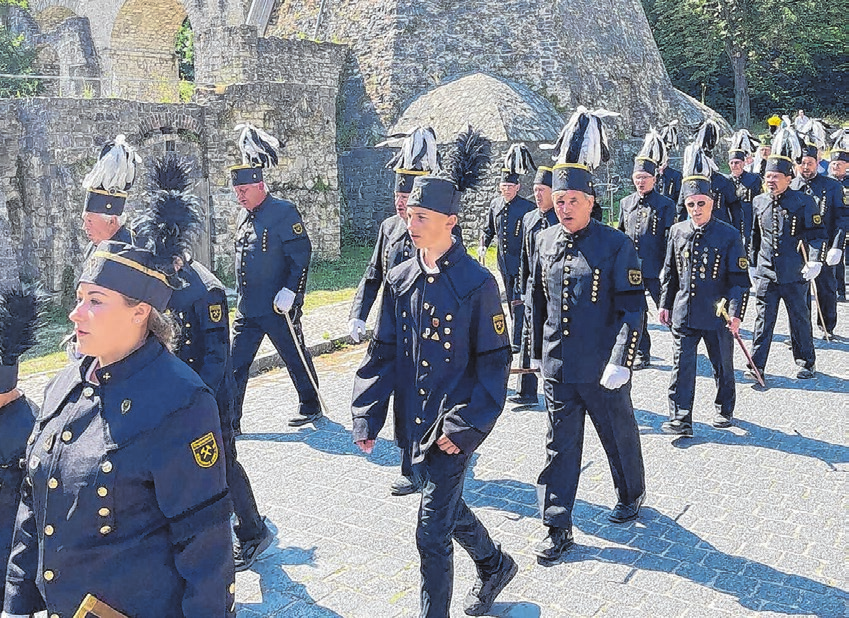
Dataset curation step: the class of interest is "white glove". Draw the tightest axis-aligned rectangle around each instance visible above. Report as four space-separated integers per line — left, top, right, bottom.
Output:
273 287 296 313
826 248 843 267
600 364 631 390
530 358 541 371
477 246 486 259
801 261 822 281
348 318 367 342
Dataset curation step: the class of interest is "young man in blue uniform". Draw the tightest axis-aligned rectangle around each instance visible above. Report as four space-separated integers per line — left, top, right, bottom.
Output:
228 124 322 430
0 287 41 611
348 128 441 497
530 107 647 562
791 135 846 336
352 128 517 617
479 150 536 353
658 174 751 435
618 131 676 369
749 129 827 380
726 131 764 252
136 155 273 572
510 165 558 405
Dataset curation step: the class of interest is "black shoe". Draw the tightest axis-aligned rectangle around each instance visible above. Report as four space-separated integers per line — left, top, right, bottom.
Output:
288 408 323 427
233 518 275 572
389 475 421 496
782 338 792 348
712 412 733 428
661 420 693 437
796 367 815 379
533 527 574 562
632 355 651 370
837 295 846 302
464 552 518 616
507 394 538 405
745 365 765 383
609 493 645 523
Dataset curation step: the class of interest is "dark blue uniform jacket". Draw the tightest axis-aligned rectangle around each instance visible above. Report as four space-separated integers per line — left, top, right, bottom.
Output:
659 218 751 330
482 195 535 277
3 339 234 618
750 188 827 284
531 220 647 382
791 173 848 252
618 189 676 279
726 170 763 244
351 241 511 462
235 194 311 318
657 166 682 203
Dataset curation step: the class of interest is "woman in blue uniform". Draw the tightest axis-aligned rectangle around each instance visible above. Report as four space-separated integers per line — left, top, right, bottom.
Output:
3 241 234 618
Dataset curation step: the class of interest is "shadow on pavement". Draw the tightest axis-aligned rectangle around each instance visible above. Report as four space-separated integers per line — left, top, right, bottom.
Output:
238 416 401 468
463 464 846 617
236 521 343 617
634 408 848 468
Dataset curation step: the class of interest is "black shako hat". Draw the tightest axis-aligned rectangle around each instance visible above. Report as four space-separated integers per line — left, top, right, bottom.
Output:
728 129 759 162
533 166 553 188
545 106 618 194
407 125 491 216
82 135 141 216
633 130 667 176
680 143 715 200
376 127 439 193
230 123 280 186
500 143 536 184
80 241 176 311
0 286 44 393
765 127 804 176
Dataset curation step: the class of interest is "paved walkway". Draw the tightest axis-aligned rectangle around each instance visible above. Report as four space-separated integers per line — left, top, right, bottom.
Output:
19 295 848 617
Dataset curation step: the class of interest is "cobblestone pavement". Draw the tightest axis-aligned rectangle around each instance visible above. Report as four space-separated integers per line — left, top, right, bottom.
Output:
18 298 848 617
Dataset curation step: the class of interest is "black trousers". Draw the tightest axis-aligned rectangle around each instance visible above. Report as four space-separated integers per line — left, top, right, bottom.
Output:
836 258 846 298
231 310 319 429
538 379 646 531
0 467 23 609
415 447 502 618
220 420 263 543
500 272 524 351
668 325 736 424
751 277 815 371
639 278 662 358
515 311 538 397
813 264 838 333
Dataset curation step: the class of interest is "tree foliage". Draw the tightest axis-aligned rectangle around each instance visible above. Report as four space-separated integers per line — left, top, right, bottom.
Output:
176 18 194 82
643 0 848 127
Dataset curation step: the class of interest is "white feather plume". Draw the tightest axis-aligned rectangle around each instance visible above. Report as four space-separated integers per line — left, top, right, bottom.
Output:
730 129 759 155
379 126 439 173
772 127 803 162
682 143 717 178
234 123 280 168
82 134 141 193
637 130 667 166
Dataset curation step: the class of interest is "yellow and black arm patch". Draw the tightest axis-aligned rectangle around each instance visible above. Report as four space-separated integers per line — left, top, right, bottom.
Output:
628 269 643 286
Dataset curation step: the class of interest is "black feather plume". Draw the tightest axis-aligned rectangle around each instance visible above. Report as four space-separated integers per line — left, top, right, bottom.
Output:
134 155 203 277
444 125 492 193
694 119 720 155
0 285 46 364
149 155 193 193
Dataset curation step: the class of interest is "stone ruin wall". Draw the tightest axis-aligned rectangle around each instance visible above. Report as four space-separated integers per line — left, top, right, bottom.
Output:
0 33 347 292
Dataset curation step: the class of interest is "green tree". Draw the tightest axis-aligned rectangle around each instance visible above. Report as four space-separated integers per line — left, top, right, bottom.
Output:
176 18 194 82
0 28 39 97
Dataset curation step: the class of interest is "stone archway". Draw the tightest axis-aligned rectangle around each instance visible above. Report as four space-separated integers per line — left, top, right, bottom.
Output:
106 0 189 101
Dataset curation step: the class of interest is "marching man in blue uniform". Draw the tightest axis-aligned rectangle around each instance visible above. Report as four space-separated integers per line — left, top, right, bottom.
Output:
3 239 234 618
618 130 676 369
726 129 764 251
136 155 273 573
828 127 849 302
530 107 647 562
351 127 517 617
791 124 846 336
511 164 558 405
349 127 440 496
749 128 827 380
479 144 536 353
79 135 140 261
0 287 42 611
229 123 322 431
677 120 743 230
658 148 751 436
